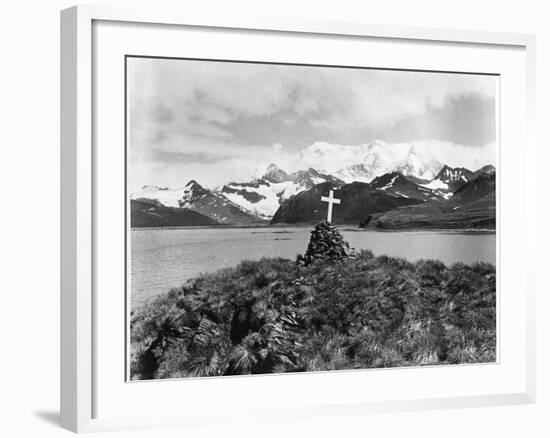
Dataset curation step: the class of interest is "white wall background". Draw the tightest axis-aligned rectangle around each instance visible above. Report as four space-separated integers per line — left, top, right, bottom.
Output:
0 0 547 436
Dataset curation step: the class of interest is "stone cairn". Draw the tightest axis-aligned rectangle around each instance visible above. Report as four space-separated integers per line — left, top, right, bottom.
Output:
298 221 351 266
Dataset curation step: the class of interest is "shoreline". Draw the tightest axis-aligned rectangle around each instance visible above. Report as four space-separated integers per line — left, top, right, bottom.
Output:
131 224 496 234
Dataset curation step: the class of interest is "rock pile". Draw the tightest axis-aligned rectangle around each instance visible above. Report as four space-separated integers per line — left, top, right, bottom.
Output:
299 221 351 266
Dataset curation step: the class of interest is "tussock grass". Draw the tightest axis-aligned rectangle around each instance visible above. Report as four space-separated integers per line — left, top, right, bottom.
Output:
130 251 496 379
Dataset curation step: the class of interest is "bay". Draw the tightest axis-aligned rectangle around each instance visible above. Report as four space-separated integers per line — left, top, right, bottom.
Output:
130 226 495 308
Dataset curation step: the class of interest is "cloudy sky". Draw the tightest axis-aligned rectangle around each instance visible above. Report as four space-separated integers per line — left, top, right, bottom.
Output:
127 57 496 192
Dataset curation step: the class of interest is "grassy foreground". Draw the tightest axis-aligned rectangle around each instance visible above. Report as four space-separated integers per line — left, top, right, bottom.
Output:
130 251 496 380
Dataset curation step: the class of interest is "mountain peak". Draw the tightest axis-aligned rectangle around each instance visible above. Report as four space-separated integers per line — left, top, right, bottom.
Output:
435 165 473 183
475 164 496 175
183 180 209 198
263 163 290 183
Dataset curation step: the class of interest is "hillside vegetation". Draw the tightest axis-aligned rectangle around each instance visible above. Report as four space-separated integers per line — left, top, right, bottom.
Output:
130 251 496 379
365 173 496 230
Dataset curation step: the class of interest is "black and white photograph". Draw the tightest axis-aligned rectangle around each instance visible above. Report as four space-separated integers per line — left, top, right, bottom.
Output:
2 0 546 435
127 57 497 380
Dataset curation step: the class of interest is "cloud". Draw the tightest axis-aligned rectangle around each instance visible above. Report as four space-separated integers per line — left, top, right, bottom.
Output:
127 57 496 191
129 158 269 192
128 58 496 144
409 140 496 170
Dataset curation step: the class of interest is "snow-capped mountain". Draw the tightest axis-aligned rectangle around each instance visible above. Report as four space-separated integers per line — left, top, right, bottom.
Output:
332 163 373 183
392 146 442 182
298 140 442 183
218 165 343 219
420 165 474 198
132 180 261 224
263 163 291 183
130 140 496 226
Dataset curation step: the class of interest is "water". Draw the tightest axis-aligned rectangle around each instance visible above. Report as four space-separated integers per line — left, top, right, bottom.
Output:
130 226 496 308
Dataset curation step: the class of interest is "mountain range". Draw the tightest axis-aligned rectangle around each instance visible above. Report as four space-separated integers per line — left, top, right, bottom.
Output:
130 141 496 229
298 140 443 183
132 180 262 226
219 166 343 219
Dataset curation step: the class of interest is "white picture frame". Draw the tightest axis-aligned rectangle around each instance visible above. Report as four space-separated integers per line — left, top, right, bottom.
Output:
60 5 536 433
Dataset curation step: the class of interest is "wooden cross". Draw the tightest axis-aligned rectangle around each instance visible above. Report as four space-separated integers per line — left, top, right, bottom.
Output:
321 189 340 223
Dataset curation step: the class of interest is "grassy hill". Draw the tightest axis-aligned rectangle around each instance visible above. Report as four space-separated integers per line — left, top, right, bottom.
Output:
130 251 496 380
365 173 496 230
